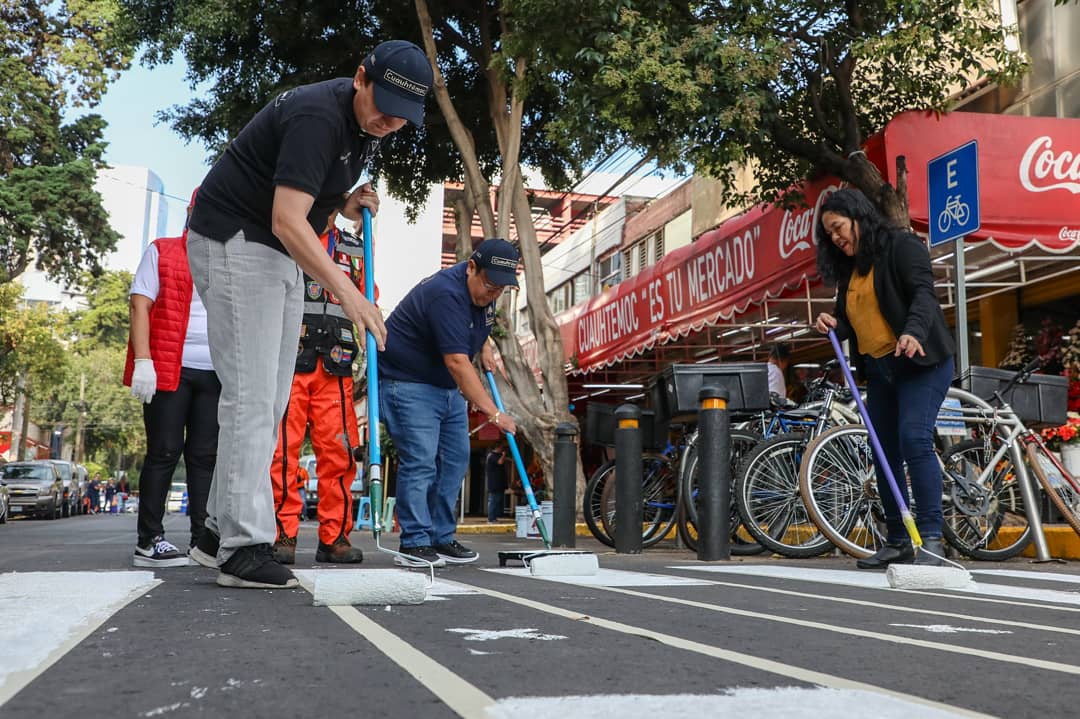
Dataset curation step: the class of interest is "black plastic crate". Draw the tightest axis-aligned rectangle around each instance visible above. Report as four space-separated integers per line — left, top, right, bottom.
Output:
649 363 771 424
584 402 666 451
959 365 1067 428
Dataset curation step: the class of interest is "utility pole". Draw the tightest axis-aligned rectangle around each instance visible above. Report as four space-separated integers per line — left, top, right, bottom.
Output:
11 374 28 461
74 372 87 463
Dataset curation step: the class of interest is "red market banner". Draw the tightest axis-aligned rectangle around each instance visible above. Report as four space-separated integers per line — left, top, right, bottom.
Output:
555 177 843 372
882 111 1080 253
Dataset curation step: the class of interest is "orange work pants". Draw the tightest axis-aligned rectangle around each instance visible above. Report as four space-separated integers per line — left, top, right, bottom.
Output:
271 357 359 545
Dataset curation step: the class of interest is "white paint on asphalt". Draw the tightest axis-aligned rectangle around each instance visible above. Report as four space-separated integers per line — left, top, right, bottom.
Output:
484 567 713 587
673 564 1080 608
485 687 978 719
972 569 1080 586
888 624 1013 635
446 627 567 642
0 571 159 706
293 571 481 602
454 581 994 718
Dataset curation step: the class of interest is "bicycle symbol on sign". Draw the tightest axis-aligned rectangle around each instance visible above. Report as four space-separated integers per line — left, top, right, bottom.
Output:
937 194 971 234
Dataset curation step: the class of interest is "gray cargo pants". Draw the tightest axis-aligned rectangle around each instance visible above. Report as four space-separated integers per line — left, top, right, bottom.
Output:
187 229 303 563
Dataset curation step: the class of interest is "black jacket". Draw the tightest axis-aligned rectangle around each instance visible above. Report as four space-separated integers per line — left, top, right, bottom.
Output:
832 232 955 368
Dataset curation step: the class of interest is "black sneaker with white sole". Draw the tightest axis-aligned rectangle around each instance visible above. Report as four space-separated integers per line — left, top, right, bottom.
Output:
133 536 189 567
434 540 478 564
393 545 447 568
188 528 220 568
216 544 298 589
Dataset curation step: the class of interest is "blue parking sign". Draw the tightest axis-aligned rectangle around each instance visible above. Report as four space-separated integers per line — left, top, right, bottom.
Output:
928 141 980 246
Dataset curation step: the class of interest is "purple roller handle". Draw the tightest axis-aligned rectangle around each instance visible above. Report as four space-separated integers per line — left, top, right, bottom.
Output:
826 329 912 519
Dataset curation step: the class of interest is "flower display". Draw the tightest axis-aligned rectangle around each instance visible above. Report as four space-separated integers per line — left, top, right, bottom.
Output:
1042 412 1080 451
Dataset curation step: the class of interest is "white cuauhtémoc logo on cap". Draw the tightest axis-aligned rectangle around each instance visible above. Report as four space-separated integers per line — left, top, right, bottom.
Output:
383 69 428 97
489 256 517 269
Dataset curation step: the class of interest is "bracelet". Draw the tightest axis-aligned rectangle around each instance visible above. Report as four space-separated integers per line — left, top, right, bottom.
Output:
491 411 500 426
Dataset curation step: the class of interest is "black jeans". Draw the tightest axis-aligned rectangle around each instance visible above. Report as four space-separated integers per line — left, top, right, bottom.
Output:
864 354 953 543
138 367 221 547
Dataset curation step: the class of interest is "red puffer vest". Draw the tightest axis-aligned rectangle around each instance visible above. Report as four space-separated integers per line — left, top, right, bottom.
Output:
123 236 194 392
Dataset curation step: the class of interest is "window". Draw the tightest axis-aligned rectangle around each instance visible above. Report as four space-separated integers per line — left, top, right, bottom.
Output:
548 284 571 314
572 272 591 305
597 253 622 289
637 241 648 271
621 248 634 279
653 231 665 262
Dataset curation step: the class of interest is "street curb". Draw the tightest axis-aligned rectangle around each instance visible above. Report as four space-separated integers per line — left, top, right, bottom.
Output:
457 522 597 537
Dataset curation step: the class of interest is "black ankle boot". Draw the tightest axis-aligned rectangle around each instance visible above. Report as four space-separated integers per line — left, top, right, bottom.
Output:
914 538 946 566
856 541 914 569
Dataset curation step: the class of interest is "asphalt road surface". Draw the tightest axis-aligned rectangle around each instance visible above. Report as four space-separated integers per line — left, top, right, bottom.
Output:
3 511 1080 718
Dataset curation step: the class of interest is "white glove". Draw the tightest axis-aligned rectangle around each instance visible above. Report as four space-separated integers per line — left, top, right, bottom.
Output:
131 359 157 404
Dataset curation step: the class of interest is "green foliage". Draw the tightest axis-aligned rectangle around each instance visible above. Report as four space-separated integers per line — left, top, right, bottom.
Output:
71 270 135 351
506 0 1028 213
119 0 589 219
0 283 68 404
0 2 132 284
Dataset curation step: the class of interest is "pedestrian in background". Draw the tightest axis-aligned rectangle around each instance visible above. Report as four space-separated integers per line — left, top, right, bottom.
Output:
185 40 433 589
485 439 508 523
125 189 220 567
378 239 520 567
814 188 955 570
117 475 130 513
767 342 791 399
105 480 117 514
88 474 101 514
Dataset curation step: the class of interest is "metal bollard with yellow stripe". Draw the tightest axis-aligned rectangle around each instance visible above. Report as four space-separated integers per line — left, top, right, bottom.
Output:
696 385 732 561
613 403 644 554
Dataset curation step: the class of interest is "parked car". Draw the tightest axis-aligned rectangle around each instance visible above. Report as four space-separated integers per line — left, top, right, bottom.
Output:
47 459 81 517
166 481 187 513
0 461 63 520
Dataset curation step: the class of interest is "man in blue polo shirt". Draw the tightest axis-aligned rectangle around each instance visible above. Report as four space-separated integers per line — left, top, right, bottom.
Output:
379 238 520 567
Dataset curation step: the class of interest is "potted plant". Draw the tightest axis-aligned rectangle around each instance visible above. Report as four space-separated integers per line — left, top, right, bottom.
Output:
1042 412 1080 478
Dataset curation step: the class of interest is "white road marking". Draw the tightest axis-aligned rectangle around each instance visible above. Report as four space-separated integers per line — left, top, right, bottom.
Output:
971 569 1080 585
483 567 713 587
292 571 480 602
446 628 567 642
0 571 159 707
888 624 1012 635
453 581 994 718
674 564 1080 609
486 687 977 719
295 574 496 718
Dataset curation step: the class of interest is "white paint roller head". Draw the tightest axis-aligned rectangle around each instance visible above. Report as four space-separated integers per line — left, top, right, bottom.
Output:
527 552 600 577
312 570 427 606
886 564 973 591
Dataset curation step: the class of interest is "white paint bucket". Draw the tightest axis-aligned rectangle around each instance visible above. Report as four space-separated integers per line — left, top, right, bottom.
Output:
515 506 533 538
540 501 554 537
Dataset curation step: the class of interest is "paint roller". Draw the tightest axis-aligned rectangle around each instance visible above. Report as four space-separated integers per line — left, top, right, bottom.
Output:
825 329 972 591
310 206 431 607
485 370 599 577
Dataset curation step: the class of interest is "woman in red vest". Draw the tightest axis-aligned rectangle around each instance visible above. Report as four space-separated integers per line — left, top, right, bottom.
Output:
124 189 220 566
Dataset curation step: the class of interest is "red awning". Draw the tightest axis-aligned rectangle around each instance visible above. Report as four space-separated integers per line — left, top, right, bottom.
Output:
883 111 1080 253
527 111 1080 376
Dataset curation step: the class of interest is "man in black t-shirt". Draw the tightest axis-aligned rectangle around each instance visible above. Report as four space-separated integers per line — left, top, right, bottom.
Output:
378 239 520 568
185 40 433 590
485 440 509 523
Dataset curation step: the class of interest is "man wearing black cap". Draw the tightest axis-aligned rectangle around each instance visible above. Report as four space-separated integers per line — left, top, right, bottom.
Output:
185 40 433 589
378 239 521 567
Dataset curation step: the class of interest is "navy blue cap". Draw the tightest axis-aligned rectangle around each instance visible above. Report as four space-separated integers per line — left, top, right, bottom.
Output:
361 40 433 127
471 239 520 287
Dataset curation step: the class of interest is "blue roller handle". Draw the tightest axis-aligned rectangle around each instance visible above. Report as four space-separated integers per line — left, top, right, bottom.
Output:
485 370 551 547
362 207 383 537
826 328 921 547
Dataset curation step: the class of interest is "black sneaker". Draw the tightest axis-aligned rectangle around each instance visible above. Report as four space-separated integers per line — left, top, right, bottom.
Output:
434 540 478 564
394 545 447 568
217 544 298 589
189 528 220 569
133 536 189 568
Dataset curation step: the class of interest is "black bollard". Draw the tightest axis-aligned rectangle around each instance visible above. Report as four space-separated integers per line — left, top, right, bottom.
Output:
614 404 643 554
553 422 579 548
697 386 731 561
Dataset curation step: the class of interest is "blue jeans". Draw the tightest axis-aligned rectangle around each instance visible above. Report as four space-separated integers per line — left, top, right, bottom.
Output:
864 354 954 543
487 491 504 522
379 379 469 548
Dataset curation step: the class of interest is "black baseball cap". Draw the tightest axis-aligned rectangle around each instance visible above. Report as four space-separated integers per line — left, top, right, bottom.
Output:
471 239 520 287
361 40 433 127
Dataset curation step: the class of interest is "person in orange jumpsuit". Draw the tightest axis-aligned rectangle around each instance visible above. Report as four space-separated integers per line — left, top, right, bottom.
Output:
270 215 371 564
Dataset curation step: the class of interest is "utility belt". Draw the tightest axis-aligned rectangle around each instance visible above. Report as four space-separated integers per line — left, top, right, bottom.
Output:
296 313 358 376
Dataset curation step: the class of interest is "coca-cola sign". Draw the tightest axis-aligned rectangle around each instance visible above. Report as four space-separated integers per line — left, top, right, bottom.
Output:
1060 227 1080 244
778 183 841 259
1019 136 1080 194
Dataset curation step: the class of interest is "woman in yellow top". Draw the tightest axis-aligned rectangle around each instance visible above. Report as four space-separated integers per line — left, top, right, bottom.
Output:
814 189 955 570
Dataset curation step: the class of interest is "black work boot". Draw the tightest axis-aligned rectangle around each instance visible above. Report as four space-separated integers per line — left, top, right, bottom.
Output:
913 538 947 566
855 541 914 569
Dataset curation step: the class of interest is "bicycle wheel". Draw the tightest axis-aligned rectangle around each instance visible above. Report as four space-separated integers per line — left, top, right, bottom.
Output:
598 453 679 548
799 425 886 559
940 440 1031 561
583 460 616 547
1027 441 1080 537
737 432 833 558
679 431 764 555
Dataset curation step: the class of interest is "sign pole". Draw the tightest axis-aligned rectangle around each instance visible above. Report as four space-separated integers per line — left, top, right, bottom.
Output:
953 235 969 375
